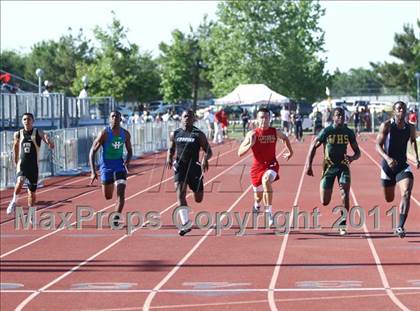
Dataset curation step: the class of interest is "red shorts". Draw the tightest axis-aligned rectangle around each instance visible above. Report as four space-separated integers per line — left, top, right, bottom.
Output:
250 160 279 187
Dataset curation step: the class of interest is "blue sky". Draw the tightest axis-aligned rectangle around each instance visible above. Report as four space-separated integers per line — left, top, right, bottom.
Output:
1 1 419 73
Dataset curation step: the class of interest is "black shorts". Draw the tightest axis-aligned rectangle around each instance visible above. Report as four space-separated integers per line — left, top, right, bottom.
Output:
174 161 203 193
381 162 413 187
17 166 39 192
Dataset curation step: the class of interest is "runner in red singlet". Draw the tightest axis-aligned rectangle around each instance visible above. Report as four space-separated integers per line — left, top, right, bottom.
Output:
238 107 293 226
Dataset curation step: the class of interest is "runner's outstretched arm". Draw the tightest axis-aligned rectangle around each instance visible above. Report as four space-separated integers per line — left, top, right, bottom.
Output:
238 130 255 157
89 130 105 184
306 137 322 177
409 124 420 169
199 132 212 172
277 129 293 160
124 130 133 170
167 131 175 170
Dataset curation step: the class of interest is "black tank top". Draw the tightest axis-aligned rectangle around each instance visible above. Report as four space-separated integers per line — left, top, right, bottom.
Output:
18 128 41 167
384 119 410 166
174 126 202 164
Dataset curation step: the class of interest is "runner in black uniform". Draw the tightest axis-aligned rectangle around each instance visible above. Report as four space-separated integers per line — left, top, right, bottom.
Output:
6 113 55 214
167 109 213 236
376 101 420 238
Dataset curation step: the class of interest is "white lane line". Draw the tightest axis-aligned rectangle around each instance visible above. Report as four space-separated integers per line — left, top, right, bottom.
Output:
268 138 313 311
1 148 237 258
350 187 410 311
86 291 420 311
14 151 250 311
3 287 420 293
142 148 288 311
0 157 159 225
0 156 160 207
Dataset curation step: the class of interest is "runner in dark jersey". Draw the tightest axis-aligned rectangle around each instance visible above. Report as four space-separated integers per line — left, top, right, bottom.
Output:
376 101 420 238
89 111 133 228
6 113 55 215
306 107 361 235
352 109 361 135
167 109 213 236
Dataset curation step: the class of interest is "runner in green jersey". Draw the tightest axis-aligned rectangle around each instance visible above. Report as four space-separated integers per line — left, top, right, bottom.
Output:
306 108 361 235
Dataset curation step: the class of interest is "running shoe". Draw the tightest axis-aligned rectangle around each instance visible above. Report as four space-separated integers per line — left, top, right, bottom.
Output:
6 201 16 215
395 227 406 239
179 227 192 236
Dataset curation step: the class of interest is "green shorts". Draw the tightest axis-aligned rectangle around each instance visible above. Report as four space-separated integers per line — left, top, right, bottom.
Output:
321 163 351 189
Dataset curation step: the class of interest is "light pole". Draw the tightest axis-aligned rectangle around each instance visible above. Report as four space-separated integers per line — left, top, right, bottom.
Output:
35 68 44 95
82 75 89 88
415 72 420 104
415 72 420 130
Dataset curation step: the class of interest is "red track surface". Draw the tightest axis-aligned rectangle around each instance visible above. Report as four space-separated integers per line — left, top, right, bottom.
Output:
1 134 419 311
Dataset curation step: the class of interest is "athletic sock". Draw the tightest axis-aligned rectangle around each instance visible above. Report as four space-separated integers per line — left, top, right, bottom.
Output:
265 205 273 216
399 213 407 228
254 201 260 209
12 193 17 203
178 207 189 226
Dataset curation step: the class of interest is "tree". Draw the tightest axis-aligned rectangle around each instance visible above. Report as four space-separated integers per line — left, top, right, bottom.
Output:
330 68 383 97
0 50 28 77
25 28 93 95
159 29 196 105
73 13 161 102
371 20 419 97
204 0 329 102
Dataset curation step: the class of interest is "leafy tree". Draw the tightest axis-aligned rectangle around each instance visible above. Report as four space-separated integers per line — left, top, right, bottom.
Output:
25 28 93 95
73 13 161 102
371 20 419 97
204 0 329 102
159 29 196 106
0 50 28 77
158 16 216 110
330 68 383 97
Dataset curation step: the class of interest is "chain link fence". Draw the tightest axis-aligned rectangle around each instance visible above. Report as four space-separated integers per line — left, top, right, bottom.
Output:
1 93 115 130
0 120 208 189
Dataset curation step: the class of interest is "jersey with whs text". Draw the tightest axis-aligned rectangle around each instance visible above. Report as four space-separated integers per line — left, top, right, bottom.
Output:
174 126 202 164
318 125 356 165
100 126 126 171
251 127 277 165
17 128 41 170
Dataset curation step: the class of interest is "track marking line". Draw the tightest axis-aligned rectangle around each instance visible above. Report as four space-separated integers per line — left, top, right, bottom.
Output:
1 147 237 259
142 147 289 310
350 187 410 311
0 156 160 208
0 157 161 225
268 138 313 311
3 287 420 293
78 292 420 310
13 151 251 311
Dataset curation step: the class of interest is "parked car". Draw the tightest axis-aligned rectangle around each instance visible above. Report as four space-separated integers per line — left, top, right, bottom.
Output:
368 101 393 113
150 104 185 117
116 106 133 119
147 100 167 111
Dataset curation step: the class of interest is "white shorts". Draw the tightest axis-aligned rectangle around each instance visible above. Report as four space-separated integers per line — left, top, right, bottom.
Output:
252 169 277 192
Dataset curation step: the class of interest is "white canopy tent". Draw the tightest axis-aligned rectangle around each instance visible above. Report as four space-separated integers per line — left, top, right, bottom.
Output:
215 84 289 106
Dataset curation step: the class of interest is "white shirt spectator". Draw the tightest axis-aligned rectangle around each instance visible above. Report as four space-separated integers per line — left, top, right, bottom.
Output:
77 88 89 118
162 112 171 122
280 108 290 122
133 113 141 124
204 110 215 123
